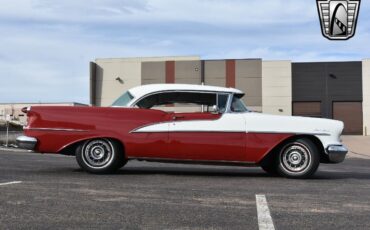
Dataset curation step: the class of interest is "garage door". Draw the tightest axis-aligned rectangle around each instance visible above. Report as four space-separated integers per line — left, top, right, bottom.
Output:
293 102 321 117
333 102 363 135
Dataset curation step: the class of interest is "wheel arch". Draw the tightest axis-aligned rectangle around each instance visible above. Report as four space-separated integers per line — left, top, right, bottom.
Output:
259 134 327 166
58 136 126 157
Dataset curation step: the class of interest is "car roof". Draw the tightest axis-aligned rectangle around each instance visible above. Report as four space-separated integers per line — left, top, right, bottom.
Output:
128 84 244 98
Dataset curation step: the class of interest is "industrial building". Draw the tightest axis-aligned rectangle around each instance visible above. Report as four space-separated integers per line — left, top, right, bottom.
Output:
0 102 87 125
90 56 370 136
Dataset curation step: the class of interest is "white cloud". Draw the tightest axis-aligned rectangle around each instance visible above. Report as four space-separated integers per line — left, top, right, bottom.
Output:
0 0 315 25
0 0 369 103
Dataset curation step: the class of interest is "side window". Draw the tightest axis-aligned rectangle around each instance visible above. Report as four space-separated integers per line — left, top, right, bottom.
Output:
135 92 221 113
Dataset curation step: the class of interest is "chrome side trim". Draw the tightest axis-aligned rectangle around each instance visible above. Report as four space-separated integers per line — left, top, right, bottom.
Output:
26 127 88 132
130 121 169 133
246 131 331 136
129 157 256 166
131 126 330 136
132 130 245 133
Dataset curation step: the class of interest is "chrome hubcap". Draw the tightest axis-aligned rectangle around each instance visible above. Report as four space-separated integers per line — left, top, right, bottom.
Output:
281 144 310 172
83 139 113 168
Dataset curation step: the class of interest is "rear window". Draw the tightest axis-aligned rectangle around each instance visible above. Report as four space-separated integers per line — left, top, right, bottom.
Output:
112 91 134 107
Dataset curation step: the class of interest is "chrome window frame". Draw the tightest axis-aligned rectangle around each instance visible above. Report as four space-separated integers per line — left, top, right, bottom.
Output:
228 93 249 113
130 90 233 114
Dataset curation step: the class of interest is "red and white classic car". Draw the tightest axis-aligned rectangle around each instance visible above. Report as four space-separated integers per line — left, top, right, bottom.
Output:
17 84 348 178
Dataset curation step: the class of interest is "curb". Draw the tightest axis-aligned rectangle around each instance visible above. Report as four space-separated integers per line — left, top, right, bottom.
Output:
349 151 370 159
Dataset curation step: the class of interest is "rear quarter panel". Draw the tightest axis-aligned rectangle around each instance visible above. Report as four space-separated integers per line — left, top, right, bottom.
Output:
25 106 168 155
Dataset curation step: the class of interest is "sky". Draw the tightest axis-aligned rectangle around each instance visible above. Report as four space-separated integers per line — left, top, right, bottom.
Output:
0 0 369 104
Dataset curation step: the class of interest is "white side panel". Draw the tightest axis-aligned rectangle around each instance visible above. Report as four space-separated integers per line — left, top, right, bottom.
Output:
245 113 338 134
244 112 344 148
133 111 345 149
133 114 246 133
170 114 245 132
133 122 169 132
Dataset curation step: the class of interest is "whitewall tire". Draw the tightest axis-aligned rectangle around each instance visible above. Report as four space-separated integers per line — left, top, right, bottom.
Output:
76 138 126 174
276 138 320 179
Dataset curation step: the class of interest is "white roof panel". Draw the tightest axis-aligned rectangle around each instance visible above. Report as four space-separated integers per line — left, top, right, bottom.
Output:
128 84 244 99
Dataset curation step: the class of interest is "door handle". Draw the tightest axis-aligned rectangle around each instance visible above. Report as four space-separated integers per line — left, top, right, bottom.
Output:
172 115 185 120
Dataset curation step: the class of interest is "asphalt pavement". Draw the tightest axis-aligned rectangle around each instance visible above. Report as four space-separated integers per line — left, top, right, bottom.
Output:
1 150 370 230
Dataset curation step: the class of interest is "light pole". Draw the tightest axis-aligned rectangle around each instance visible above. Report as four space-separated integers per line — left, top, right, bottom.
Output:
5 114 10 147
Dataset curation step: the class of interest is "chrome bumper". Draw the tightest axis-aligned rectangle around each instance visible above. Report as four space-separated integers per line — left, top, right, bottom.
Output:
326 145 348 163
16 136 37 150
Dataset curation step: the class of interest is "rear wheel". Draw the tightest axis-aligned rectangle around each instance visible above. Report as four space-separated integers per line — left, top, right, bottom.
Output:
76 138 126 174
276 138 320 179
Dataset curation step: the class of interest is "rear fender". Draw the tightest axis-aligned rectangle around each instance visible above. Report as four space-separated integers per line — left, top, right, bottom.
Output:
58 135 124 156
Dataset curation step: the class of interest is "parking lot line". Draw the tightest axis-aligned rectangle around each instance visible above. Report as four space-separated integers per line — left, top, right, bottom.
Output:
256 194 275 230
0 181 22 186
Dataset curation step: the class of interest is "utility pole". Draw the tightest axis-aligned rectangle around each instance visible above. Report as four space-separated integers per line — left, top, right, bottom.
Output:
5 114 10 147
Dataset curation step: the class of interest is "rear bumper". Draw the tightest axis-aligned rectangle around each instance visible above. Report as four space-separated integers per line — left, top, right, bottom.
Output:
16 136 37 150
326 145 348 163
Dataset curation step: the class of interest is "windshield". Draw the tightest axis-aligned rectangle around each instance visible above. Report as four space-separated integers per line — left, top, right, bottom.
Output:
230 95 249 112
111 91 134 107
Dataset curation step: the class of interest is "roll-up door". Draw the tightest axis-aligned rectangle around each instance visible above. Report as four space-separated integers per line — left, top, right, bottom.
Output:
333 102 363 135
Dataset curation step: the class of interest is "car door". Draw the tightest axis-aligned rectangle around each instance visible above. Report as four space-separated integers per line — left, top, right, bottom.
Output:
168 94 247 162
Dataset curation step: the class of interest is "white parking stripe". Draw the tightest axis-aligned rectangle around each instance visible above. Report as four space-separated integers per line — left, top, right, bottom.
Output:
256 194 275 230
0 181 22 186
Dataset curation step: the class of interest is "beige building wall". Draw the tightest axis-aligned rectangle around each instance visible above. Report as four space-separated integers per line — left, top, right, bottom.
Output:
94 56 199 106
204 60 226 87
175 60 202 84
235 59 262 112
142 62 166 85
262 60 292 116
362 59 370 136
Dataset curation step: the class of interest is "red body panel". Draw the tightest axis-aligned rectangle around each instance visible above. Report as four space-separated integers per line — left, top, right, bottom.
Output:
24 106 294 163
25 106 169 153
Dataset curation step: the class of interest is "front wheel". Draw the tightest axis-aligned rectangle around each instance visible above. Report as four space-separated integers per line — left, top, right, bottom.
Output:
76 138 126 174
276 138 320 179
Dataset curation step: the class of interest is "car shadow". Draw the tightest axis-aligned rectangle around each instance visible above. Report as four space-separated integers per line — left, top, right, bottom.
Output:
312 171 370 180
112 158 370 180
117 166 272 178
34 165 368 181
115 167 370 180
49 157 370 180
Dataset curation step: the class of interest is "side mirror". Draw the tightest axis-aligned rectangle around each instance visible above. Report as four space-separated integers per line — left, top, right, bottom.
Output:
211 105 220 114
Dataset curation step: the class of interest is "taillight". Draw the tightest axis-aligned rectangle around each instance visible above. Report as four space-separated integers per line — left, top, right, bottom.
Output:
21 107 31 127
21 107 28 113
21 106 30 114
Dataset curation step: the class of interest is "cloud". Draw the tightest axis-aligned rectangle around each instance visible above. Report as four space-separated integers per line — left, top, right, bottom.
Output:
0 0 369 103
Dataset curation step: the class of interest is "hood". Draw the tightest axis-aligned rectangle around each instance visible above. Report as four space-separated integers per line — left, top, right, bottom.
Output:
244 112 344 137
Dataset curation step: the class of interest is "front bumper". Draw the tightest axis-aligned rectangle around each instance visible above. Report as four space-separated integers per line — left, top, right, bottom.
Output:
16 136 37 150
326 145 348 163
